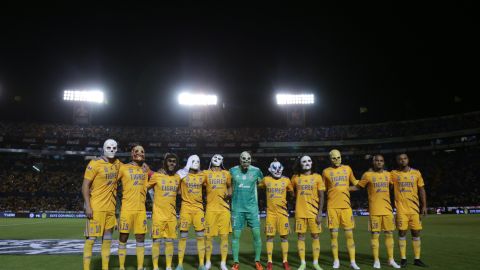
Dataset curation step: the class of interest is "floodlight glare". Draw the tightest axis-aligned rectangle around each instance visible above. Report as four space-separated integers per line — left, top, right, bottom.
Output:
276 94 314 105
178 92 217 106
63 90 105 103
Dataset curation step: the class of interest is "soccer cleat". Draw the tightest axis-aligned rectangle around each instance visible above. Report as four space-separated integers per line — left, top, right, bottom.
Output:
373 260 381 269
413 259 427 267
176 265 184 270
313 263 324 270
350 262 360 269
198 265 207 270
283 261 291 270
255 261 263 270
221 262 228 270
400 259 407 268
231 263 240 270
389 260 401 269
267 262 273 270
297 262 306 270
333 260 340 269
205 261 212 270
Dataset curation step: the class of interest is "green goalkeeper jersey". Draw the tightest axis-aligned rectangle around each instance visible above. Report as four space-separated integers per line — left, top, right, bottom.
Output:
230 165 264 213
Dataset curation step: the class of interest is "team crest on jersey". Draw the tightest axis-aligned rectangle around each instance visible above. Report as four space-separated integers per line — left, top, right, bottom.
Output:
87 165 93 170
343 169 347 174
162 179 166 184
281 181 285 187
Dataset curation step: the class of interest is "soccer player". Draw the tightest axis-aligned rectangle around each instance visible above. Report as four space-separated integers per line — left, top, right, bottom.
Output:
322 149 360 269
258 160 294 270
82 139 121 270
391 153 427 268
117 145 149 270
292 155 325 270
230 151 264 270
176 154 208 270
148 153 181 270
204 154 232 270
350 155 401 269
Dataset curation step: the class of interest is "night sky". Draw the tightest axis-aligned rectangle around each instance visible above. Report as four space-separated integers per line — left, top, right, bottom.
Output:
0 3 478 127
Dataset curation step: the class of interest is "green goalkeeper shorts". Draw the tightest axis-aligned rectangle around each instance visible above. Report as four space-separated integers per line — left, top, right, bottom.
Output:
231 211 260 230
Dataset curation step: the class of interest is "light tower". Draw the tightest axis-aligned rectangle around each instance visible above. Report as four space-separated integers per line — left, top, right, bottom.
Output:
276 93 314 127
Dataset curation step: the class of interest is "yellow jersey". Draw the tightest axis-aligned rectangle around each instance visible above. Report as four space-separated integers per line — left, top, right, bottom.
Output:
323 165 358 209
118 162 148 212
83 157 122 212
180 171 207 212
259 176 293 217
391 168 425 214
292 173 325 218
148 172 181 221
204 169 231 212
357 170 393 215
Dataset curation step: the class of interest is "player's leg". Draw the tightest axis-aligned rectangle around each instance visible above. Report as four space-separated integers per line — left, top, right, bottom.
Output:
83 212 102 270
100 211 115 270
217 211 231 270
231 211 245 269
342 208 359 270
176 211 191 270
265 214 276 268
194 211 207 270
278 216 290 270
327 209 340 269
396 214 408 268
134 211 148 270
118 211 132 270
246 211 263 269
151 220 162 270
164 220 177 270
383 215 400 268
411 214 427 267
295 219 307 270
369 216 381 269
308 218 323 270
204 211 216 270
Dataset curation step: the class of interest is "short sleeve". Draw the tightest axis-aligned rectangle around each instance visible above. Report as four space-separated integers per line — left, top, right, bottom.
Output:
348 166 358 185
147 172 158 188
357 173 369 188
417 171 425 187
316 174 325 191
258 177 266 188
84 160 97 181
286 178 294 192
257 169 264 183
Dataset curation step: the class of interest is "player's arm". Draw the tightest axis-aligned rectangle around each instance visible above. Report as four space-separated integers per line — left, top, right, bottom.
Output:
82 178 94 219
226 171 232 198
419 187 427 216
258 177 266 188
316 175 325 225
350 172 368 191
348 166 359 186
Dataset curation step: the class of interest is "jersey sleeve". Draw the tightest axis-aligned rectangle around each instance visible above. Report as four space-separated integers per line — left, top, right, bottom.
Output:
84 160 97 181
286 178 294 192
321 170 330 190
357 172 369 188
147 172 158 188
291 175 298 189
226 171 232 187
417 171 425 187
316 174 326 191
258 177 266 188
256 168 264 183
348 166 358 185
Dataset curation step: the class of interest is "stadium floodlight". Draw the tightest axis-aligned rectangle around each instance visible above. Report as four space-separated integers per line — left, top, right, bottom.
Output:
178 92 217 106
63 89 105 103
276 93 314 105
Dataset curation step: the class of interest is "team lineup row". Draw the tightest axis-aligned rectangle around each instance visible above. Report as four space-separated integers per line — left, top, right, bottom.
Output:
82 139 428 270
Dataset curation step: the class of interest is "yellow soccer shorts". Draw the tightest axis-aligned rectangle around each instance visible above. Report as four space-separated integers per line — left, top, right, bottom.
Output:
151 217 177 239
327 208 355 230
266 214 290 236
180 209 205 232
368 214 395 232
295 217 322 234
84 210 117 237
396 213 422 231
119 210 147 234
205 211 231 236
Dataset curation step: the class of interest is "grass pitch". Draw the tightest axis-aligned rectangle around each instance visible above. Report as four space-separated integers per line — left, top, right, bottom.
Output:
0 215 479 270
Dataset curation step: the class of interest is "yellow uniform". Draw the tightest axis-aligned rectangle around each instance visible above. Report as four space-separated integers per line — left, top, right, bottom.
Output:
323 165 358 229
391 168 425 230
118 162 149 234
83 157 121 237
179 172 207 231
204 169 232 236
260 176 293 236
292 173 325 233
149 172 181 239
358 170 395 232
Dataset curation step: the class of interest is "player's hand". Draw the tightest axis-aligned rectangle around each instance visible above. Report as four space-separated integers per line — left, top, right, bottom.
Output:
85 206 93 219
421 207 428 217
316 215 322 226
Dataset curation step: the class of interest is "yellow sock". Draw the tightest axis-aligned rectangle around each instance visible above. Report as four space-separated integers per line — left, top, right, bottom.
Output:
83 239 95 270
118 241 127 270
178 237 187 265
412 237 421 259
197 236 206 266
165 240 174 269
345 230 356 262
206 237 213 263
297 238 306 263
331 231 339 262
152 240 160 270
281 239 289 263
136 242 145 270
385 233 394 261
399 237 407 259
220 234 229 263
101 239 112 270
312 238 320 263
371 233 380 262
266 240 273 262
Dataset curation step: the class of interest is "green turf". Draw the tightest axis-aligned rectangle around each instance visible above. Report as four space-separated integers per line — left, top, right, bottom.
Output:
0 215 479 269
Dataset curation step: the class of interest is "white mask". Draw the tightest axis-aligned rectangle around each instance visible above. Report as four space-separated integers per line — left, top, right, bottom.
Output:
268 161 284 178
189 155 201 170
240 151 251 168
103 139 118 158
210 154 224 168
300 156 312 171
329 149 342 167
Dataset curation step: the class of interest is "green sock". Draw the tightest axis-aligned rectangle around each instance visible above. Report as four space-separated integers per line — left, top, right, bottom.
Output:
232 229 242 263
252 227 262 262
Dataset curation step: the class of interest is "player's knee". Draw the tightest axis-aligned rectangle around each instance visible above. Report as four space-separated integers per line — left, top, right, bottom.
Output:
196 231 205 238
280 235 288 241
180 231 189 239
266 236 274 242
135 234 145 242
411 230 421 237
119 233 129 243
311 233 319 239
297 233 305 241
398 230 407 237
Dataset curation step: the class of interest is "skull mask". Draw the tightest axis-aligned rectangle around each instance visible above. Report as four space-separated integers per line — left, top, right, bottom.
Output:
103 139 118 159
300 155 312 171
131 145 145 163
210 154 224 168
240 151 251 169
189 155 201 171
268 160 284 178
329 149 342 167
